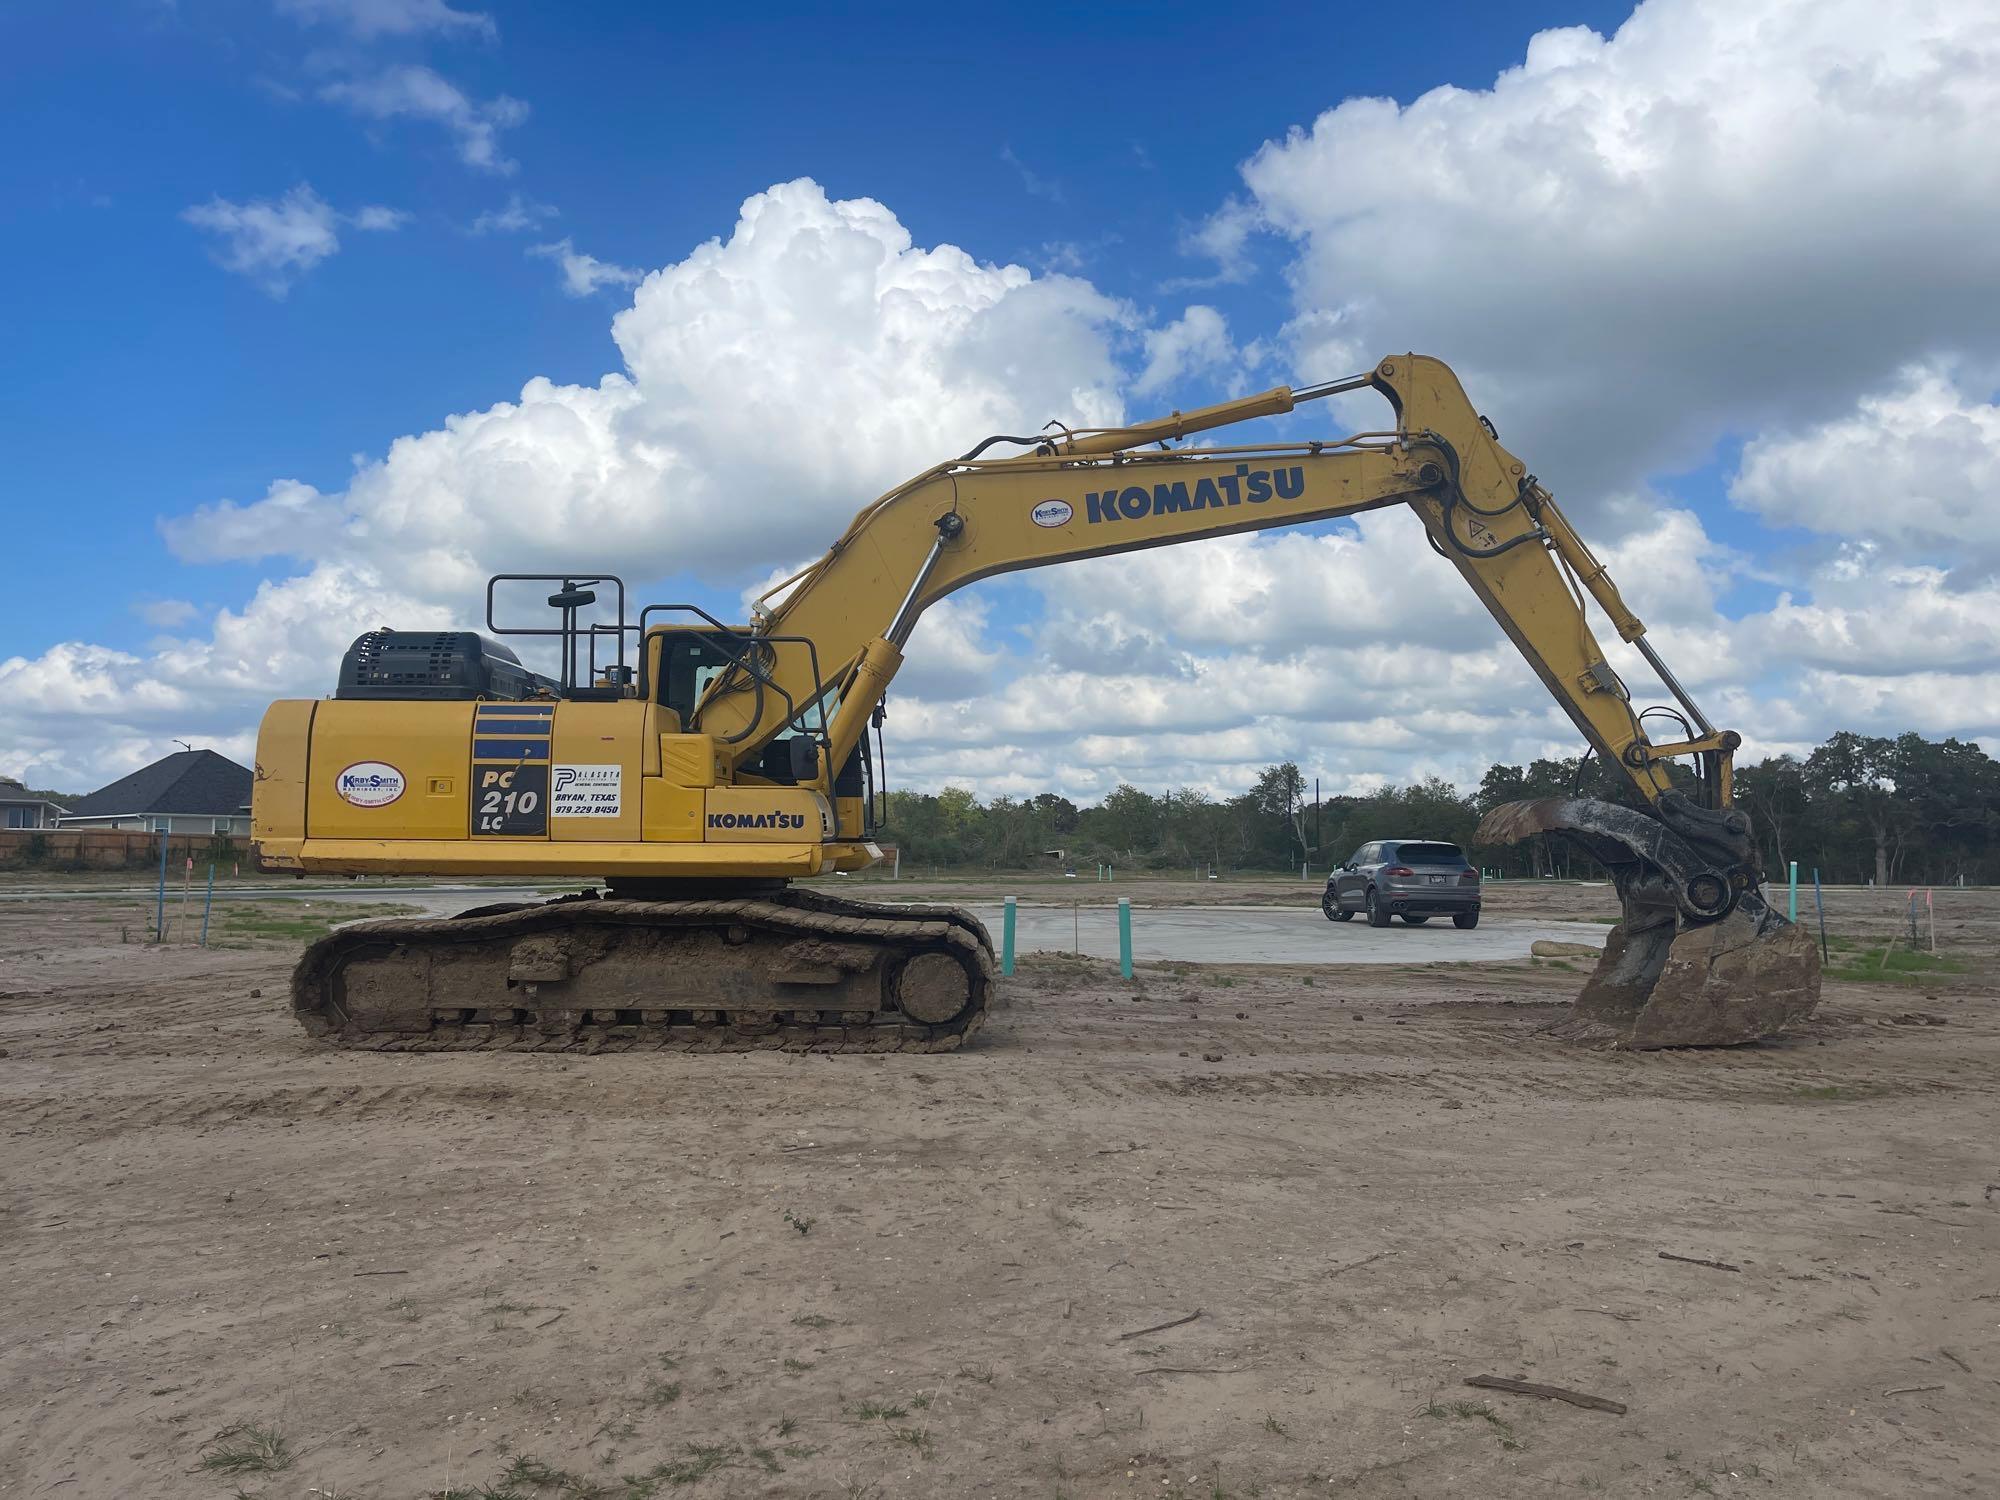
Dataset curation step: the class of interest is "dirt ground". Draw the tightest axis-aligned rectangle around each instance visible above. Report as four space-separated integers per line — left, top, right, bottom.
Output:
1 882 1995 1499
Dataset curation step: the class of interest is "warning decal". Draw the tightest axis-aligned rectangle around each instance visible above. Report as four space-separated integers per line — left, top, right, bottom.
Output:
552 764 622 818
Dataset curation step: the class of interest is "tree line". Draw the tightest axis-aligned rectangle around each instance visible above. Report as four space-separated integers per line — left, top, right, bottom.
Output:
881 730 2000 886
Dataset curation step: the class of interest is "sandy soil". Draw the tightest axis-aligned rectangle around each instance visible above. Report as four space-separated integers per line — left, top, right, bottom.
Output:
1 885 1996 1500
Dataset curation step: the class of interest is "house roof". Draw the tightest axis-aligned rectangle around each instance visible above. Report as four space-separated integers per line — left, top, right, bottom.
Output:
0 778 66 809
65 750 254 819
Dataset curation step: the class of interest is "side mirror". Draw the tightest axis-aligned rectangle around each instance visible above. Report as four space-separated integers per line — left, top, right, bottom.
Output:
788 736 821 783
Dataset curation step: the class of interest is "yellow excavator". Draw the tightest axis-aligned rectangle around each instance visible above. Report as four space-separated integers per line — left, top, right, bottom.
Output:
253 355 1819 1052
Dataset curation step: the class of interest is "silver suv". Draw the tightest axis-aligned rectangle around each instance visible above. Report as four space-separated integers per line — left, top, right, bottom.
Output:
1324 839 1481 928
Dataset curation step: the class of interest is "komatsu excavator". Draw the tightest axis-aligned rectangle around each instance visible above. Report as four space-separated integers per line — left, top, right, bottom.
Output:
253 355 1819 1053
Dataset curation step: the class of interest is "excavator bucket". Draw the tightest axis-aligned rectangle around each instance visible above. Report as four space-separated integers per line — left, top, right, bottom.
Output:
1477 795 1820 1048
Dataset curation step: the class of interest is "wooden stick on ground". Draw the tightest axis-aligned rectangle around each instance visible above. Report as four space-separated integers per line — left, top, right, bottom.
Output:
1328 1251 1394 1278
1115 1308 1202 1341
1658 1251 1740 1273
1464 1375 1627 1415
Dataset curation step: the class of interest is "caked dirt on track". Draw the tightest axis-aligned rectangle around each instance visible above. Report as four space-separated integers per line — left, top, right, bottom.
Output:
1 886 1997 1499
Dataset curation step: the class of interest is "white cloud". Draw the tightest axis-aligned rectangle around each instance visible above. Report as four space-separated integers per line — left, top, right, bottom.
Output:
349 204 412 232
1 566 445 789
275 0 494 40
181 185 410 295
321 64 527 173
1732 361 2000 570
1233 0 2000 509
21 180 1144 784
1132 306 1237 396
528 237 642 297
182 184 339 297
1171 196 1258 287
470 192 557 234
162 479 341 563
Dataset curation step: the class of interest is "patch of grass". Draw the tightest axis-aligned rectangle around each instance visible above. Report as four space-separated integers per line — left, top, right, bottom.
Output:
610 1441 762 1494
1262 1413 1288 1439
909 1391 932 1410
199 1425 294 1475
791 1313 834 1329
889 1425 935 1459
642 1376 683 1406
1824 944 1967 985
782 1358 815 1374
498 1456 588 1490
956 1362 995 1384
852 1399 907 1421
782 1209 815 1236
217 900 420 947
592 1418 638 1445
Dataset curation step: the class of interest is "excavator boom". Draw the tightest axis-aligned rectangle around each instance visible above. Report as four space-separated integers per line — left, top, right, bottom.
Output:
255 354 1818 1052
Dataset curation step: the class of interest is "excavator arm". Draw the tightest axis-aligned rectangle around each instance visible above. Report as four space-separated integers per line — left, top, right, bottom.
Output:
683 353 1818 1046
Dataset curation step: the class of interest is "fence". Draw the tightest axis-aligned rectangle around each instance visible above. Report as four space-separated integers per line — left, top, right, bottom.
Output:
0 827 243 872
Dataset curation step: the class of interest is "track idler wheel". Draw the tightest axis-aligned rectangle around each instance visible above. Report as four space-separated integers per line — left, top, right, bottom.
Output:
1477 795 1821 1049
894 950 978 1025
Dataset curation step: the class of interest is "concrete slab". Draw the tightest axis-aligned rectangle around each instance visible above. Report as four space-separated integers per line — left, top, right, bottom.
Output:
963 902 1607 966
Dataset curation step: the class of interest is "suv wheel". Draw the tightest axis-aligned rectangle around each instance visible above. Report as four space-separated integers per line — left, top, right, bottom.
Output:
1365 887 1391 928
1453 910 1480 930
1322 889 1352 922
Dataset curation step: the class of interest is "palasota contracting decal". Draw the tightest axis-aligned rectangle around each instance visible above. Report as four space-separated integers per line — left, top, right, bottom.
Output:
335 761 405 808
552 764 622 817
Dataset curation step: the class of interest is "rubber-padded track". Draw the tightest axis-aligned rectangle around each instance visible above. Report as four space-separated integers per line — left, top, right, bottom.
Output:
291 888 994 1054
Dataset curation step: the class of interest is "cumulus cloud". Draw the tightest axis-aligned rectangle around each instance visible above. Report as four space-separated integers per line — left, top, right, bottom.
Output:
181 184 409 295
528 237 642 297
1 566 446 788
12 180 1151 784
276 0 495 39
321 64 527 173
1732 361 2000 571
1231 0 2000 510
1132 306 1237 396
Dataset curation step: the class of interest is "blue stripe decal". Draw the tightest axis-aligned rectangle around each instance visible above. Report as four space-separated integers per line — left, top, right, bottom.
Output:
473 739 551 760
470 719 552 735
479 702 554 715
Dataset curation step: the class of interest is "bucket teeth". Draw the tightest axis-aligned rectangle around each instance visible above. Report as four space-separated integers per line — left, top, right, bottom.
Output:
1477 796 1821 1048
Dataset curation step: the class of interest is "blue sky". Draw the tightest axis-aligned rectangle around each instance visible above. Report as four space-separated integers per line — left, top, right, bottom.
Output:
4 0 1636 658
6 0 1998 797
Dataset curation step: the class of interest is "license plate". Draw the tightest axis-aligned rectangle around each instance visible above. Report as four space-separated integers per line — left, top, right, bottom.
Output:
1428 874 1446 885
